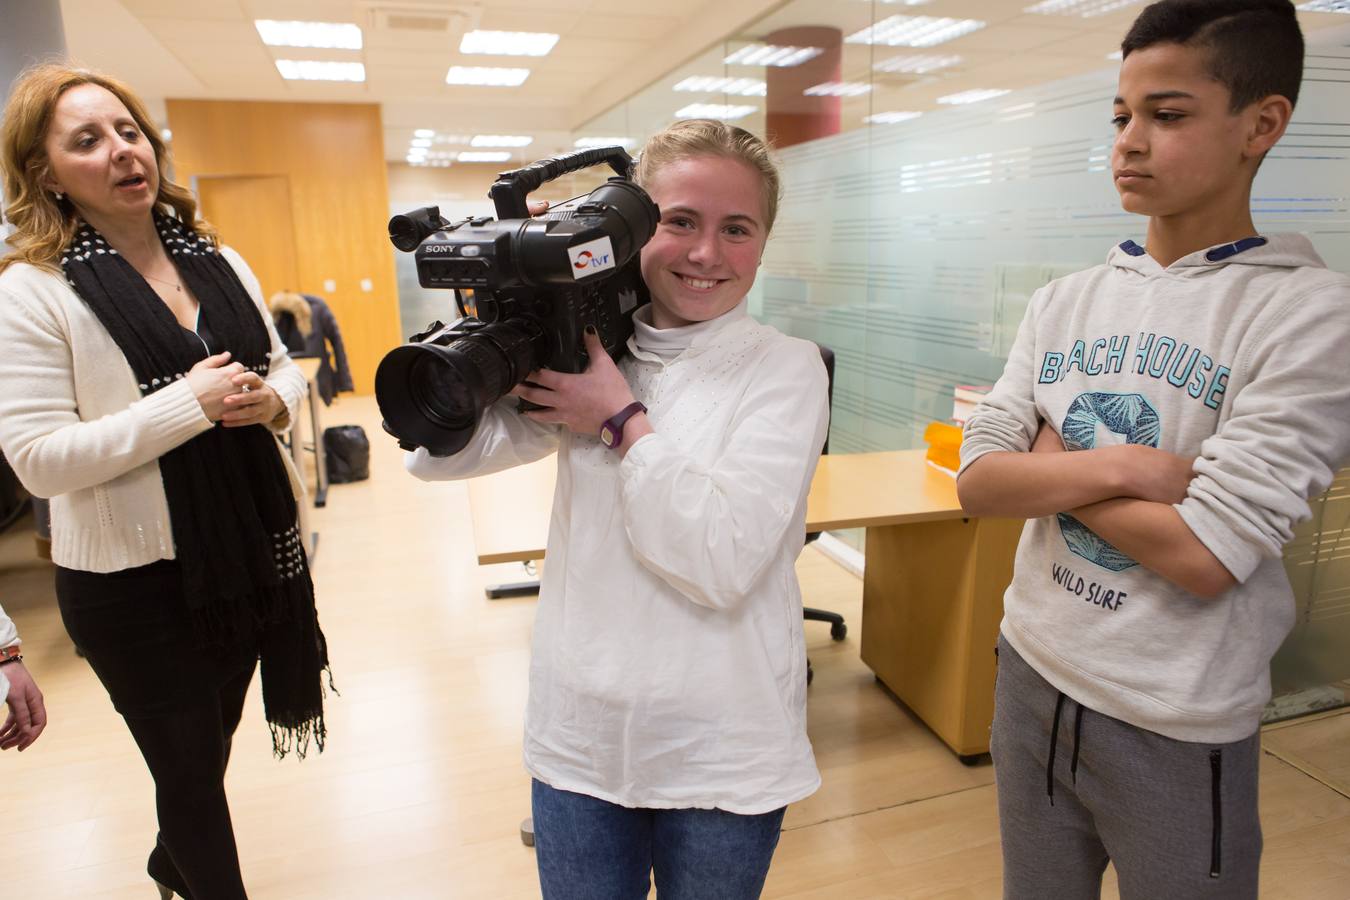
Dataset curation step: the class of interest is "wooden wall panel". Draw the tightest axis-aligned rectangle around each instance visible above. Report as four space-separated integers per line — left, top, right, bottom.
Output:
197 175 299 305
165 100 400 394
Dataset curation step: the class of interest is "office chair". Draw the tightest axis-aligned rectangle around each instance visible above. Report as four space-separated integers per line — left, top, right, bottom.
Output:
805 343 846 685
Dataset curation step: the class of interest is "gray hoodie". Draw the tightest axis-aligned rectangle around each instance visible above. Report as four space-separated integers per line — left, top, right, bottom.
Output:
960 234 1350 743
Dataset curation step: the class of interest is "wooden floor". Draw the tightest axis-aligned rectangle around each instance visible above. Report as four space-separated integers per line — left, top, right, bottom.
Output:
1 395 1347 899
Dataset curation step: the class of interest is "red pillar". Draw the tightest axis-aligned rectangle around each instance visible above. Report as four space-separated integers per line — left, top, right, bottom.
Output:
764 26 843 149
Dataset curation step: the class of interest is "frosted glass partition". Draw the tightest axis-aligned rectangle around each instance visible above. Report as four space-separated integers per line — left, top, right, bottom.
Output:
756 50 1350 455
752 49 1350 714
1255 49 1350 716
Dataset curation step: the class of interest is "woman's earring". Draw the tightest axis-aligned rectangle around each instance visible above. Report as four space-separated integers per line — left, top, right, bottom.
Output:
53 191 65 202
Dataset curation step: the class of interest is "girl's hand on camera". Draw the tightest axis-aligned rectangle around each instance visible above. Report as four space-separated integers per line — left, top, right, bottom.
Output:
512 328 641 440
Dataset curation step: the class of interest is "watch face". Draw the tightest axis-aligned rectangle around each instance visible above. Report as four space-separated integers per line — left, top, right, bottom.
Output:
600 424 618 448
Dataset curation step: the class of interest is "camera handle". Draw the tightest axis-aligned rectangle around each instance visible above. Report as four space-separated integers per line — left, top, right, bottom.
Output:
489 147 635 220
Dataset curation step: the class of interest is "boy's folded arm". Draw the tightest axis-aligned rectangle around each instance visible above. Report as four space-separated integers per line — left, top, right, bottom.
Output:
956 289 1046 512
1071 498 1236 597
1173 287 1350 589
957 449 1133 518
957 288 1139 517
1080 284 1350 599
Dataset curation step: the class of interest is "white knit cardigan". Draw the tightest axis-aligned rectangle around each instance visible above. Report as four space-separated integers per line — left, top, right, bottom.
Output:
0 247 307 573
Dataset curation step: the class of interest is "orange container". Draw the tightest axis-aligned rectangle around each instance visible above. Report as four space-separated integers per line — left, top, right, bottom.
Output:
923 421 963 472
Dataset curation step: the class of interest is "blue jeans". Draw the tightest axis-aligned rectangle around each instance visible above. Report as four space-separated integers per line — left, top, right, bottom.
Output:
531 779 787 900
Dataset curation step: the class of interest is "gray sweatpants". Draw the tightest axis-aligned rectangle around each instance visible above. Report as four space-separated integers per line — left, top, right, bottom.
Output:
991 634 1261 899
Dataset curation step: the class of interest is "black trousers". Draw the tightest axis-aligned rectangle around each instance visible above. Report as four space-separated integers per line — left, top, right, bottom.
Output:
57 560 258 900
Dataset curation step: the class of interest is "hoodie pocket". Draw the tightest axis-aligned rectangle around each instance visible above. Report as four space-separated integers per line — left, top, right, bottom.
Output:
1209 748 1222 878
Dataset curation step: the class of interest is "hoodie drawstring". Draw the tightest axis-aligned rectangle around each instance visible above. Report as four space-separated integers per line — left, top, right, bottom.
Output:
1071 703 1085 784
1047 692 1087 805
1047 692 1065 805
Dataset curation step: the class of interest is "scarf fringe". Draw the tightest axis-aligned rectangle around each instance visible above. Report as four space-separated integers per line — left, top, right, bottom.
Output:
268 665 338 760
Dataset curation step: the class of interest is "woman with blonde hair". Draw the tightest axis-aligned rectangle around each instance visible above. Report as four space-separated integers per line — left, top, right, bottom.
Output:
408 119 829 898
0 63 330 899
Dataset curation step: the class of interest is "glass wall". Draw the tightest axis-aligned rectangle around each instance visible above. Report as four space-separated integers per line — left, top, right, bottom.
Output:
574 6 1350 716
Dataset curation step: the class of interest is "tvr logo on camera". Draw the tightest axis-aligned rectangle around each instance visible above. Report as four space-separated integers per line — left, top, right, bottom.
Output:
568 237 616 279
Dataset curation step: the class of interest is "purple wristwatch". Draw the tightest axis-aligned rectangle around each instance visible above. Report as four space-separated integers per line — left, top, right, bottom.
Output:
599 401 647 449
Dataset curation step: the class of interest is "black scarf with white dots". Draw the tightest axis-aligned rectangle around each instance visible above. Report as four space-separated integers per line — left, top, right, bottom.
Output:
61 212 330 759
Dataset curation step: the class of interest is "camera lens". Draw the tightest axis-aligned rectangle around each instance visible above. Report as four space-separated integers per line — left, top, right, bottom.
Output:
409 354 477 431
376 320 544 456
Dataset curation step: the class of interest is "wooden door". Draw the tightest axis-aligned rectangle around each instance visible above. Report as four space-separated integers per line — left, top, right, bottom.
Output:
196 175 299 303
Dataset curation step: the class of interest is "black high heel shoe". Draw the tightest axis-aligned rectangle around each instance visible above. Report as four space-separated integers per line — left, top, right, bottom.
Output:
147 841 192 900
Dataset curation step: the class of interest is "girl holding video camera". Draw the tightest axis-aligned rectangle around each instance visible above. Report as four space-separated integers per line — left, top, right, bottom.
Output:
407 119 829 898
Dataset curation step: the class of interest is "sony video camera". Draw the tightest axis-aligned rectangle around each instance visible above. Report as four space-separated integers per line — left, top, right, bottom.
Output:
376 147 660 456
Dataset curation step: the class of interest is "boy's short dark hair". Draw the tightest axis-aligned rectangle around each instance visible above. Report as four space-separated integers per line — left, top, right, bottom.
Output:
1121 0 1304 110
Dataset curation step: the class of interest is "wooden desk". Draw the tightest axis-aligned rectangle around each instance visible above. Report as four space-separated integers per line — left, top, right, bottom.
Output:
465 449 1022 758
466 457 554 565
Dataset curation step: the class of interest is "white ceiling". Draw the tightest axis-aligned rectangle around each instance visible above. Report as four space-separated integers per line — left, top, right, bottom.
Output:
58 0 1350 166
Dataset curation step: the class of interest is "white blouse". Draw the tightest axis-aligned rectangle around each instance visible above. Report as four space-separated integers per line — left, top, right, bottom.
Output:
407 301 830 813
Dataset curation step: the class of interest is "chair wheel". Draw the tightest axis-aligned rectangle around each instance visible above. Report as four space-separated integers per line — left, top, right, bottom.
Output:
807 660 814 686
958 753 986 767
830 622 847 641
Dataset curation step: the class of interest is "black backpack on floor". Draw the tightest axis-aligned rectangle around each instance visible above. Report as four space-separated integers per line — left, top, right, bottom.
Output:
323 425 370 484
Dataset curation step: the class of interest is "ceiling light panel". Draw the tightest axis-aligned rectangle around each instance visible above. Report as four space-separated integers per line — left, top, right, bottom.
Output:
846 16 986 47
470 135 533 147
937 88 1012 104
874 53 961 74
672 77 767 96
674 103 758 120
1297 0 1350 10
459 30 560 56
255 20 362 49
446 66 531 87
574 137 635 149
1024 0 1142 16
413 129 434 138
724 44 825 67
275 60 366 82
804 81 873 97
865 111 923 124
410 138 432 148
458 151 513 162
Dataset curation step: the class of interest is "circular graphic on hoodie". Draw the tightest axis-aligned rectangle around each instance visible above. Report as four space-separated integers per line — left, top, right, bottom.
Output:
1057 391 1161 572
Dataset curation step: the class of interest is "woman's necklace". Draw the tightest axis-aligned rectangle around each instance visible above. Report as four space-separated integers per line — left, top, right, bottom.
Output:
143 271 184 293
